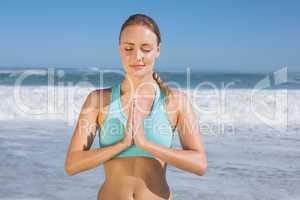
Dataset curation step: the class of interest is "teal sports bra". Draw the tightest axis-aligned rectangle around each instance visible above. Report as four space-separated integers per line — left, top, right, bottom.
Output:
98 82 175 159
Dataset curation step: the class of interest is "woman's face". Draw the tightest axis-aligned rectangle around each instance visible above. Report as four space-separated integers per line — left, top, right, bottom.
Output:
119 25 160 77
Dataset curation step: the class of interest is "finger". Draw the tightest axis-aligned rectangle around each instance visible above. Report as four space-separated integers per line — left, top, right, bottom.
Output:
134 98 139 135
127 99 134 132
127 100 133 122
132 98 135 133
132 97 135 115
131 100 135 133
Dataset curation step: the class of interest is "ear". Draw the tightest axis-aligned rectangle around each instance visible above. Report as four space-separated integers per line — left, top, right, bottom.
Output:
156 43 161 58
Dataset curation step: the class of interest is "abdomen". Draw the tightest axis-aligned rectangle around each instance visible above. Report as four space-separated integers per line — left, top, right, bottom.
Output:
98 157 171 200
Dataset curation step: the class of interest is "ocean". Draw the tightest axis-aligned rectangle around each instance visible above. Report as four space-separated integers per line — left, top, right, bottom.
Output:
0 67 299 199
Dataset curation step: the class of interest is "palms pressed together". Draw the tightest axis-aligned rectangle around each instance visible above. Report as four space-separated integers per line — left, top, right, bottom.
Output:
122 97 149 148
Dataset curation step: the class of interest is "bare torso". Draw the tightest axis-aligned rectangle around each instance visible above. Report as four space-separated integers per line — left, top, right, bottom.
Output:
96 87 178 200
98 157 171 200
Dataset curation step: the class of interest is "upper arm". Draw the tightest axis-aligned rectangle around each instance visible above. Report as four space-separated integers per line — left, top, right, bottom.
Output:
175 90 206 155
66 89 101 153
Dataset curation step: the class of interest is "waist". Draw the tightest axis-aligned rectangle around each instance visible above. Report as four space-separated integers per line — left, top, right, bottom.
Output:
99 176 171 200
99 157 171 200
103 156 167 179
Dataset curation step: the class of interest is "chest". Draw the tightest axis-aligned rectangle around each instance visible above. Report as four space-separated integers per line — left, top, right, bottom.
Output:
98 92 178 131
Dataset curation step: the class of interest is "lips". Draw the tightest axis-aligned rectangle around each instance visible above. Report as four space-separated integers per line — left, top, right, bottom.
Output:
131 64 145 68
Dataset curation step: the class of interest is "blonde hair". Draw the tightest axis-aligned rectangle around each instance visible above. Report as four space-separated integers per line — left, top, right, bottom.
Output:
152 71 173 102
119 13 173 100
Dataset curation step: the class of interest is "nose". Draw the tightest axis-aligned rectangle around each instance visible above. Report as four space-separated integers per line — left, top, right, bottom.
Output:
133 49 144 62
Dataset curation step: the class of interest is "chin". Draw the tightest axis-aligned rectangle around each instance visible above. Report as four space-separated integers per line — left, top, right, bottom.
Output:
126 66 148 74
132 69 148 77
136 68 154 76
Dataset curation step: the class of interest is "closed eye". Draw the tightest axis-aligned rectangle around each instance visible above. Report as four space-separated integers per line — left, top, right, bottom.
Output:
142 49 152 52
125 48 133 51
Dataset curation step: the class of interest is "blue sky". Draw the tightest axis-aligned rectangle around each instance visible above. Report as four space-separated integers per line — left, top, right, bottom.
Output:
0 0 299 72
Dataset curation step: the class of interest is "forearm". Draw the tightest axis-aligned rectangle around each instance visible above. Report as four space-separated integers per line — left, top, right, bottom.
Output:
142 141 207 176
65 141 128 176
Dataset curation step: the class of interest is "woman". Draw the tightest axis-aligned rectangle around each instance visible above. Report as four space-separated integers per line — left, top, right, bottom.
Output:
65 13 207 200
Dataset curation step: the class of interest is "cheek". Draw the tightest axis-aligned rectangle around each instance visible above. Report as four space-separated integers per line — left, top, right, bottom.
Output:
143 52 157 64
120 53 131 64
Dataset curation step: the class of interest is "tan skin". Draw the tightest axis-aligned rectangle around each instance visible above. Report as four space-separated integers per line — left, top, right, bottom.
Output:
65 25 207 200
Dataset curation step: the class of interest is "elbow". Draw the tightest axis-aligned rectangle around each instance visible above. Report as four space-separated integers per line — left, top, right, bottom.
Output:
194 156 207 176
196 161 207 176
64 157 77 176
64 152 78 176
65 163 75 176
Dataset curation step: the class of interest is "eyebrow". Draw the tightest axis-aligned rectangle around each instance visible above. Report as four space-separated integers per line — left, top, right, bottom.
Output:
123 42 152 46
123 42 134 45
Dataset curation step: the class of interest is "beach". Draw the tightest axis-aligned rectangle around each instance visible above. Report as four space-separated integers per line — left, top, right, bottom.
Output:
0 68 299 199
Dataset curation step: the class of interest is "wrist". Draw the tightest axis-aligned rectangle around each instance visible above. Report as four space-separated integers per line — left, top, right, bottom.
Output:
139 139 151 150
119 140 131 149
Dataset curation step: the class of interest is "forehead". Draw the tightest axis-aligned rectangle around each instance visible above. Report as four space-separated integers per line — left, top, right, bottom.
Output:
120 25 157 45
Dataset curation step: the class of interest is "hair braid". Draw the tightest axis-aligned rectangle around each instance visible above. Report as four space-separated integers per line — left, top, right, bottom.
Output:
152 71 173 102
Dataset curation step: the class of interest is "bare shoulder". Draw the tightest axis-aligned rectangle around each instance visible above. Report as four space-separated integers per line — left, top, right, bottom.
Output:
83 87 112 110
172 88 196 118
172 89 188 99
167 88 190 111
163 88 190 130
87 87 113 127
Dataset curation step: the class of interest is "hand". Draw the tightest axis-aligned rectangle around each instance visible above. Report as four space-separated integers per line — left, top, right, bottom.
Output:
121 99 134 148
132 97 148 148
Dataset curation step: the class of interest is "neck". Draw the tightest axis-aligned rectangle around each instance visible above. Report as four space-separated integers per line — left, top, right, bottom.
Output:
121 73 157 95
